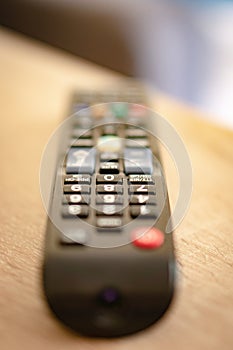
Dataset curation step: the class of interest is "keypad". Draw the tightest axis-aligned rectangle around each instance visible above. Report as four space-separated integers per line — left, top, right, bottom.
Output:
61 100 160 236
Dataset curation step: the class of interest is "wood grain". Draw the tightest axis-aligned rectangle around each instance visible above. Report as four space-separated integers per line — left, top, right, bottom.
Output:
0 28 232 350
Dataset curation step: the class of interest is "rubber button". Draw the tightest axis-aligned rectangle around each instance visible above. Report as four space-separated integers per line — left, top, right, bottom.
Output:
60 229 88 245
124 148 153 174
132 227 164 249
66 147 96 174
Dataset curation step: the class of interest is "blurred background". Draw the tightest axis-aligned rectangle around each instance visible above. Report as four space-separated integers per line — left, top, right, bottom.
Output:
0 0 233 127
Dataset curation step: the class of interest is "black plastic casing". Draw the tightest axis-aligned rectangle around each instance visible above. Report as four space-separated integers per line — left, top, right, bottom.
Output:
43 95 176 337
43 201 175 337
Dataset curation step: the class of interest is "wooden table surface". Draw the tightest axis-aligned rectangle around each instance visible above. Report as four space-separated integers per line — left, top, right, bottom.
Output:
0 28 233 350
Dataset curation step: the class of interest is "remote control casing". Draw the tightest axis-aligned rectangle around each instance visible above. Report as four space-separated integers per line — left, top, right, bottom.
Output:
43 86 176 337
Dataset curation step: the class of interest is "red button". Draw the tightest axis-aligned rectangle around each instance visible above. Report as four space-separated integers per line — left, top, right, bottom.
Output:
130 104 146 117
132 227 164 249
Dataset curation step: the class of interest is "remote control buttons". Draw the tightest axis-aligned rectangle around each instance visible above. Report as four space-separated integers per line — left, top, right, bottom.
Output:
96 185 123 194
73 109 93 128
130 205 157 218
126 128 147 138
64 185 90 194
96 195 124 204
100 152 119 162
96 174 123 184
63 195 90 204
97 136 123 153
124 148 153 174
70 139 94 147
96 217 122 229
62 205 89 218
111 103 128 119
64 174 91 184
129 185 156 194
61 112 159 239
125 139 149 148
72 129 92 139
60 229 88 245
99 162 119 174
92 104 108 119
66 147 96 174
102 125 117 136
129 104 147 118
132 227 164 249
130 195 157 205
128 174 155 184
96 205 123 216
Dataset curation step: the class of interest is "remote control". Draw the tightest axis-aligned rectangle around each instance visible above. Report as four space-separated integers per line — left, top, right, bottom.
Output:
42 84 176 337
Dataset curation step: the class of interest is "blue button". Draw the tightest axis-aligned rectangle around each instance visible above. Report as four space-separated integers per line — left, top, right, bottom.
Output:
66 147 96 174
124 148 153 174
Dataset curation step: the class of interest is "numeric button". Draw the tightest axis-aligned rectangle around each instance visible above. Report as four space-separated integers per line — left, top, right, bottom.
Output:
62 205 89 218
96 185 123 194
63 184 90 194
130 205 157 218
129 185 155 194
130 195 157 205
96 205 123 216
63 195 90 204
96 174 123 184
96 195 123 204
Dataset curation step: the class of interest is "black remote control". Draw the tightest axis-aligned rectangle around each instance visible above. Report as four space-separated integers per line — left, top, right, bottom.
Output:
42 84 176 337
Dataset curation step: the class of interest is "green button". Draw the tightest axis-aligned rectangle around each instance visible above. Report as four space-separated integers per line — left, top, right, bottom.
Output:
97 136 123 152
111 103 128 119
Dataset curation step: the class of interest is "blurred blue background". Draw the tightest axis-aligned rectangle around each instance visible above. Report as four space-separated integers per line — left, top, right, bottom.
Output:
126 0 233 127
1 0 233 127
